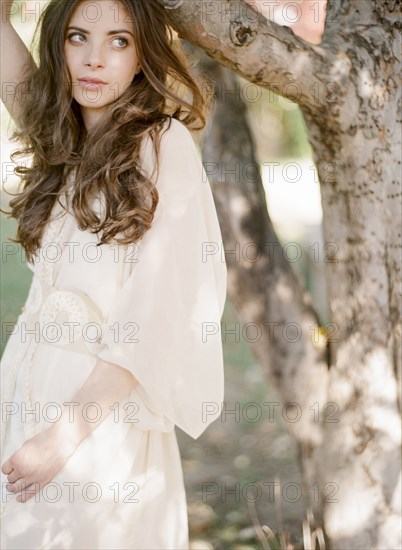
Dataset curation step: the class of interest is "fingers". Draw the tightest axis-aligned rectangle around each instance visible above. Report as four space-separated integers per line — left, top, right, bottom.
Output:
16 482 42 503
6 476 27 492
7 479 40 502
6 469 21 484
1 458 13 475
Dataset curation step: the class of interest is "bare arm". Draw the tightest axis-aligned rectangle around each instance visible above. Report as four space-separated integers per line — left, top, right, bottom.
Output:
1 358 140 503
51 358 140 448
1 0 37 126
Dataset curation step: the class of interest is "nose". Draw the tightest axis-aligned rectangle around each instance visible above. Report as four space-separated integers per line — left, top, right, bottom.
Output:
83 44 105 68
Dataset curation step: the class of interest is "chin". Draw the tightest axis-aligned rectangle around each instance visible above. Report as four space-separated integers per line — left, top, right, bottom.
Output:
75 97 110 108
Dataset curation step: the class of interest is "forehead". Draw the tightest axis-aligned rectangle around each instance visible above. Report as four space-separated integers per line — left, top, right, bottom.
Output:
69 0 133 29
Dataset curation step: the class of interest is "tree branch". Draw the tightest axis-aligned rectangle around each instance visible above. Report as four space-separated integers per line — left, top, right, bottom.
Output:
325 0 400 29
162 0 336 114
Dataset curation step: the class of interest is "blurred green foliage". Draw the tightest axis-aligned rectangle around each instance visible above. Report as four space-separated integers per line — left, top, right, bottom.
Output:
1 213 32 357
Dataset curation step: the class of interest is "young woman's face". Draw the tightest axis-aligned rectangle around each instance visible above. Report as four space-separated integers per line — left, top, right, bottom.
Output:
64 0 141 131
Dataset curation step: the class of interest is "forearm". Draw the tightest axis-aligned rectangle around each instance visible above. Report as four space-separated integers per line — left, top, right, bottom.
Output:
1 0 14 24
52 358 139 448
1 0 37 125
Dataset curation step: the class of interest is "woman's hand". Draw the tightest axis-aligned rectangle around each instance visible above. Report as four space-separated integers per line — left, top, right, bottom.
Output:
1 359 137 504
1 424 79 503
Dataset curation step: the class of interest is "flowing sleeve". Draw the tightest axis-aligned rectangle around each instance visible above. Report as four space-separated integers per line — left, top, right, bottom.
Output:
96 118 227 439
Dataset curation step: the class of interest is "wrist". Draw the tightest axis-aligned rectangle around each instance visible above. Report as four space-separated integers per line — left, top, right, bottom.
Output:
49 408 86 452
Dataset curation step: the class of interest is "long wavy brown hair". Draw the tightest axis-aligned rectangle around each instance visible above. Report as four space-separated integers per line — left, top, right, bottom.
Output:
2 0 212 263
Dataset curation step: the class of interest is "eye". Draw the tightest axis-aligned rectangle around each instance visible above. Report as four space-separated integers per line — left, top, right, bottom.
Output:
65 32 129 48
66 32 86 44
112 36 129 49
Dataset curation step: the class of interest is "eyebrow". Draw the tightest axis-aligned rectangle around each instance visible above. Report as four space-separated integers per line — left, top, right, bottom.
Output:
67 26 134 37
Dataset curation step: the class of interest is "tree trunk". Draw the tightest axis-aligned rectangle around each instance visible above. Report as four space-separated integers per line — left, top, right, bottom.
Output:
163 1 402 548
191 44 331 513
303 5 402 546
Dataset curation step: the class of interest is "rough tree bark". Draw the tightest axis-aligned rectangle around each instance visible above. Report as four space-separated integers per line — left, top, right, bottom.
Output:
161 1 402 549
190 50 331 538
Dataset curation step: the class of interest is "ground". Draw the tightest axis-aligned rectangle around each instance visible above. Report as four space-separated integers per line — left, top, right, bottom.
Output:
177 299 312 550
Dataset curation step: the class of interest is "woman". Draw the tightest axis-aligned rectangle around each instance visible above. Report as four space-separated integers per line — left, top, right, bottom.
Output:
0 0 227 548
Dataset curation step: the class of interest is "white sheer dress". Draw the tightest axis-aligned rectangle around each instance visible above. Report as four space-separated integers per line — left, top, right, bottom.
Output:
0 118 227 549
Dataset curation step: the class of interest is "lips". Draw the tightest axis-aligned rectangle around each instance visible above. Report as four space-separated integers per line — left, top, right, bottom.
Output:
78 77 108 84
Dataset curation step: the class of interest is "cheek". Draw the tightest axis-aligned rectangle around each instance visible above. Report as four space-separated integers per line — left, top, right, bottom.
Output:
64 46 82 77
114 55 138 81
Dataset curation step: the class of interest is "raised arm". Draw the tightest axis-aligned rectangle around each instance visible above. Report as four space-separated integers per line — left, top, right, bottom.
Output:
1 0 37 127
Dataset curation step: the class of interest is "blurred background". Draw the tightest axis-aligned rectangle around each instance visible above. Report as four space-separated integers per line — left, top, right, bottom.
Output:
1 1 327 548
